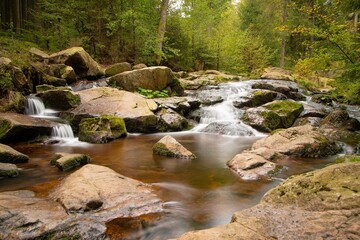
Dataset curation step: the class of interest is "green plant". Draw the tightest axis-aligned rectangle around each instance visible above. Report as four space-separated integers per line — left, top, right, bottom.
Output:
137 88 169 98
0 69 13 94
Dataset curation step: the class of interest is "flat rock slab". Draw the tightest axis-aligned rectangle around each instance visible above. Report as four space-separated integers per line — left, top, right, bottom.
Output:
0 143 29 163
51 152 91 171
153 135 196 159
178 163 360 240
0 163 19 178
0 112 54 143
0 164 163 239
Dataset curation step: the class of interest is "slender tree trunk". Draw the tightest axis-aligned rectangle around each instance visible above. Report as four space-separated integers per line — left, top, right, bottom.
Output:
13 0 21 33
309 0 315 57
280 0 287 69
354 12 358 33
156 0 170 65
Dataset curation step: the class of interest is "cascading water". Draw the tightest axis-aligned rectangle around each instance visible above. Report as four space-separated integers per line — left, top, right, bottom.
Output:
25 96 46 115
51 123 75 139
190 81 264 136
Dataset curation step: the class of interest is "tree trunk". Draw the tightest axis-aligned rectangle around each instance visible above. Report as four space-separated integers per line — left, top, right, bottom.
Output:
309 0 315 58
354 12 358 33
13 0 21 33
280 0 287 69
155 0 170 65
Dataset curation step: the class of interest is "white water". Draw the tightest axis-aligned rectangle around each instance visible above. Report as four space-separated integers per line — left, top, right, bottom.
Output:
25 96 46 115
51 123 75 139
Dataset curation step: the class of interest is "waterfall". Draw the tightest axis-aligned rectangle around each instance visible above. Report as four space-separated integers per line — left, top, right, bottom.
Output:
25 96 46 115
51 123 75 139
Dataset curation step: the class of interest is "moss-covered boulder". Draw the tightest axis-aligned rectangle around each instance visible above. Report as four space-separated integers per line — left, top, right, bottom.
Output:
108 66 184 96
78 115 127 144
105 62 131 77
50 152 91 171
0 113 53 143
44 64 77 84
0 163 19 178
0 143 29 163
48 47 104 79
242 100 304 132
153 135 196 159
233 90 278 108
37 90 80 111
0 91 26 113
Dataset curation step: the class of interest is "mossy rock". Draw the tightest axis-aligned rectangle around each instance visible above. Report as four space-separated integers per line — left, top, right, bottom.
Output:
105 62 132 77
51 153 91 171
311 94 333 106
233 90 278 108
37 90 80 111
334 155 360 164
0 91 26 113
0 162 19 178
153 135 196 159
0 143 29 163
36 84 71 93
78 115 127 144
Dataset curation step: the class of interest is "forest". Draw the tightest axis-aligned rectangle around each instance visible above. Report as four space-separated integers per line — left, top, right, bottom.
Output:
0 0 359 103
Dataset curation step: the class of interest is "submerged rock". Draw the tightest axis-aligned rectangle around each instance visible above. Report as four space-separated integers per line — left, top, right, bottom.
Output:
178 163 360 240
37 89 81 111
105 62 132 77
78 115 127 143
242 100 304 132
0 143 29 163
51 152 91 171
0 163 19 178
153 135 196 159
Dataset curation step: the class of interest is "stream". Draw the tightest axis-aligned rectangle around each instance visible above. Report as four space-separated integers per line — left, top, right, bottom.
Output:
0 80 346 239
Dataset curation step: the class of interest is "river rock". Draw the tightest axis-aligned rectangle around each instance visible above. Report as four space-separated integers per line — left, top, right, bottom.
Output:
233 90 278 108
51 152 91 171
0 163 19 178
35 84 71 93
242 100 304 132
0 143 29 163
178 163 360 240
0 113 53 143
201 122 255 136
157 109 190 132
105 62 132 77
78 115 127 143
321 109 360 131
153 135 196 159
37 89 81 111
260 67 294 81
0 59 31 95
108 66 184 96
132 63 147 70
252 81 306 101
311 93 333 106
0 91 26 113
227 152 277 180
62 87 158 133
44 64 77 84
50 164 162 213
153 97 201 116
48 47 104 79
252 125 341 159
293 117 323 127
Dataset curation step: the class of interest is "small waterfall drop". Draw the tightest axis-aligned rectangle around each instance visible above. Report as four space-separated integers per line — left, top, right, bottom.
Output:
25 96 46 115
51 123 75 139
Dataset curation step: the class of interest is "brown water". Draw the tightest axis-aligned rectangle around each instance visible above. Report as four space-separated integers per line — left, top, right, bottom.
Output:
0 132 337 239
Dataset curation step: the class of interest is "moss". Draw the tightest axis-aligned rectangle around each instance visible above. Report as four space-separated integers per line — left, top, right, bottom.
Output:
57 155 90 171
264 100 303 116
259 110 282 130
0 119 12 140
270 128 285 135
153 143 175 157
39 90 80 110
334 155 360 164
36 85 70 93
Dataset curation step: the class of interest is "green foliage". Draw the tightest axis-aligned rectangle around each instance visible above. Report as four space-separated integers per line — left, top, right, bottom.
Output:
0 69 13 94
333 62 360 104
137 88 169 99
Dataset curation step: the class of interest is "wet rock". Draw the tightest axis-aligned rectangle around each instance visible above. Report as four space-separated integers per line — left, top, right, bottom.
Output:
51 152 91 171
105 62 132 77
311 93 333 106
48 47 104 79
157 109 190 132
252 125 341 159
242 100 304 132
0 113 53 143
41 72 67 86
62 87 158 133
233 90 278 108
260 67 294 81
227 152 277 180
50 164 162 213
201 122 255 136
44 64 77 84
70 78 108 92
108 66 184 96
0 143 29 163
153 97 201 116
78 115 127 144
0 163 19 178
321 109 360 131
178 163 360 240
132 63 147 70
0 91 26 113
153 135 196 159
252 82 305 101
37 89 81 111
299 104 329 118
293 117 323 127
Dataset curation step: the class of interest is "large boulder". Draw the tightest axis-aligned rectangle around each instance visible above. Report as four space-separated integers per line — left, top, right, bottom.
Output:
178 163 360 240
78 115 127 143
0 58 31 95
44 64 77 84
0 163 19 178
233 90 278 108
153 135 196 159
321 109 360 132
260 67 294 81
252 81 305 101
37 89 81 111
0 113 53 143
62 87 158 133
242 100 304 132
0 91 26 113
201 122 255 136
105 62 132 77
48 47 104 79
50 152 91 171
0 164 163 239
0 143 29 163
108 66 184 96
